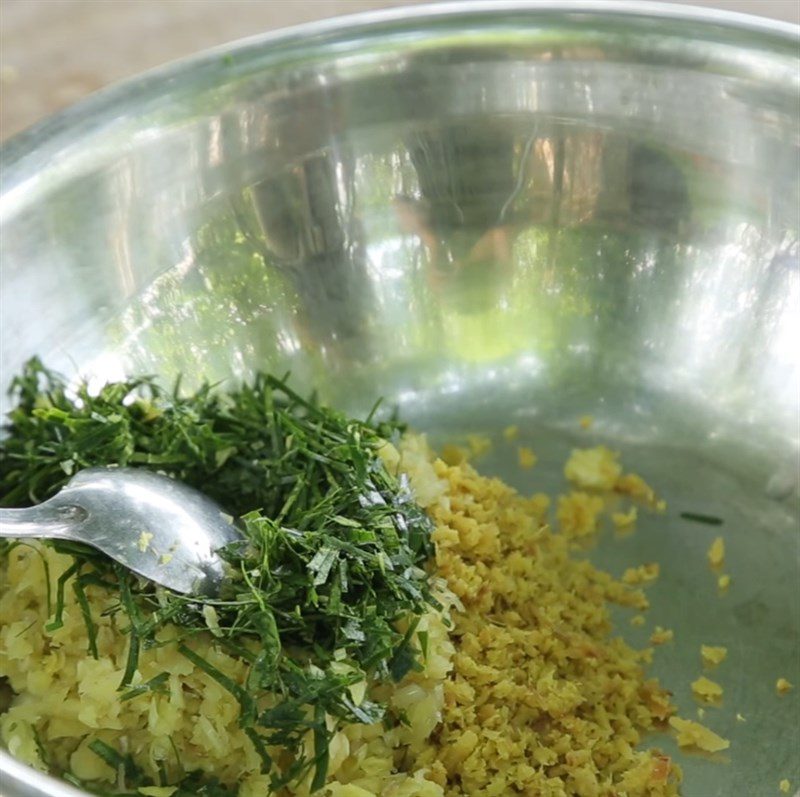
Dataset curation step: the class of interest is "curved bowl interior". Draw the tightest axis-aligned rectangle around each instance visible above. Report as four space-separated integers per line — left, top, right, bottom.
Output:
1 4 798 795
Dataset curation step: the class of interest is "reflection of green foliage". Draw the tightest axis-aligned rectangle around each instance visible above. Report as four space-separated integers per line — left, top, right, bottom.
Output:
106 172 687 416
356 149 415 209
429 224 669 369
113 200 325 394
328 219 685 411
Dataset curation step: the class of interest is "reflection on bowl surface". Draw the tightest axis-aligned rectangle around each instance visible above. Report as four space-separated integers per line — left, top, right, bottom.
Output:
1 3 798 796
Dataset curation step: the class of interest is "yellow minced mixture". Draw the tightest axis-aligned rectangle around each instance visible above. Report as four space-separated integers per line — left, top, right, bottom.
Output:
691 677 723 703
700 646 727 667
390 438 681 796
1 437 687 796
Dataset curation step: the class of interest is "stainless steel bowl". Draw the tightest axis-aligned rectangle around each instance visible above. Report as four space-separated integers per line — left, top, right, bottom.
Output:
1 3 798 795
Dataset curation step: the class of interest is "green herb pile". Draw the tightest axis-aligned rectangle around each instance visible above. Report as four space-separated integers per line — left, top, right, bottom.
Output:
0 358 437 795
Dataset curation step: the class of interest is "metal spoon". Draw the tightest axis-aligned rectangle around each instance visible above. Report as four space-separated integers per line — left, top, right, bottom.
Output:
0 468 242 595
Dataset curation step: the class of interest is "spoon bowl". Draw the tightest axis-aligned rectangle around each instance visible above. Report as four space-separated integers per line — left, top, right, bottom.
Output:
0 468 242 595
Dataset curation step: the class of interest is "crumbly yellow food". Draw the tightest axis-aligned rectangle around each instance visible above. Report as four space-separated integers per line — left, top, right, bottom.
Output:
613 506 639 529
623 563 660 586
517 445 537 469
556 491 606 539
0 542 452 797
579 415 594 430
701 645 727 667
650 627 674 646
691 676 723 703
564 445 622 490
1 433 683 796
631 614 647 627
401 441 680 796
776 678 793 695
779 778 791 793
707 537 725 568
717 574 731 591
615 473 658 505
668 717 729 753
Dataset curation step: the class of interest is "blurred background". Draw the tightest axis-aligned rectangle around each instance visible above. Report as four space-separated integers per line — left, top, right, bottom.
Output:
1 0 798 141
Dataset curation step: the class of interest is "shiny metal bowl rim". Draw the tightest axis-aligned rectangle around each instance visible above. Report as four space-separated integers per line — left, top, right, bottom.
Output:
1 0 798 207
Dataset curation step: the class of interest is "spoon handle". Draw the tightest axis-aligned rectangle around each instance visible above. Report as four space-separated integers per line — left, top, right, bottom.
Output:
0 501 83 540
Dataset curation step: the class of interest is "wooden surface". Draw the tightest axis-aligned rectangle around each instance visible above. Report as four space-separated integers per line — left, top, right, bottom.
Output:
1 0 797 141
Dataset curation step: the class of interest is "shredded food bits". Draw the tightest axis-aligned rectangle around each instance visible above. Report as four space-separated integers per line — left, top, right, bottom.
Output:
691 676 723 703
707 537 725 568
776 678 793 695
613 506 639 529
406 441 682 795
0 365 714 797
615 472 659 505
650 627 674 646
623 563 660 585
564 445 622 490
557 491 605 539
701 645 728 667
2 424 686 796
668 718 730 753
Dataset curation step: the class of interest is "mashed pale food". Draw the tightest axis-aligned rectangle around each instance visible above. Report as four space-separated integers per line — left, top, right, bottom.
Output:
1 438 691 795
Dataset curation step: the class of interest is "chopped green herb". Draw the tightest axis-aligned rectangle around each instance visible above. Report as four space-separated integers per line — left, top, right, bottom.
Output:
45 561 80 633
418 629 429 660
120 671 170 702
88 739 142 784
72 572 99 659
0 358 436 793
680 511 724 526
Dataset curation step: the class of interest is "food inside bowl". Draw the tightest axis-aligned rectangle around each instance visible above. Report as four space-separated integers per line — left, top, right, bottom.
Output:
1 359 736 796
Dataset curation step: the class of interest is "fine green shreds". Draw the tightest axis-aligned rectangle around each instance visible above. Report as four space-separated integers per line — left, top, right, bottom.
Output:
679 511 724 526
0 358 437 793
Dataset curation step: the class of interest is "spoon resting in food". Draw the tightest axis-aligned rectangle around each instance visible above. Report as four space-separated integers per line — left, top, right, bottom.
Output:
0 468 241 595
